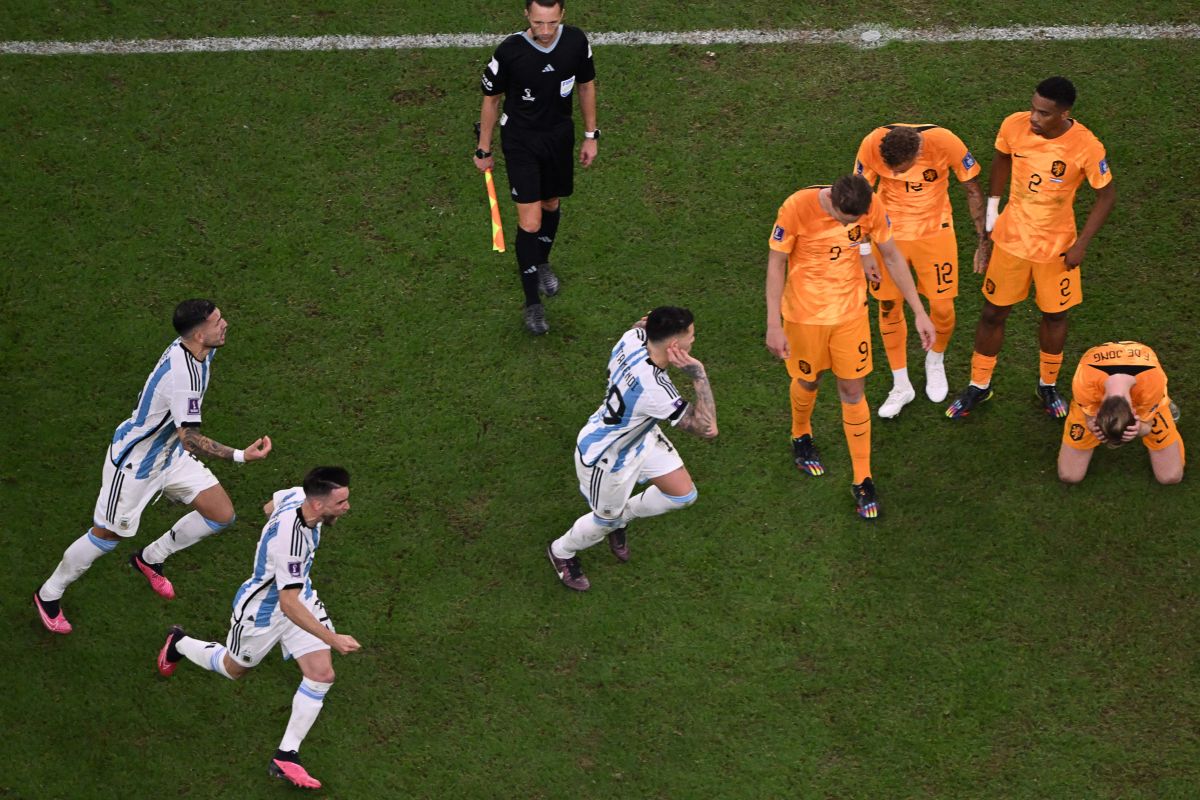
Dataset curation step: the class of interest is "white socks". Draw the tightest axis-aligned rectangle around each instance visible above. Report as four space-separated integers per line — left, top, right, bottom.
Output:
621 486 698 524
551 513 612 559
279 679 332 752
892 367 913 392
176 636 236 680
142 511 232 565
40 530 117 601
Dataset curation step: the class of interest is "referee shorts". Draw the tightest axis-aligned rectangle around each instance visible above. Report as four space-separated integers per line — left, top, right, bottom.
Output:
501 123 574 203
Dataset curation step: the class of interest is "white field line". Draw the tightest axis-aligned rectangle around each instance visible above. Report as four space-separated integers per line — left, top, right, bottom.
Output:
1 23 1198 56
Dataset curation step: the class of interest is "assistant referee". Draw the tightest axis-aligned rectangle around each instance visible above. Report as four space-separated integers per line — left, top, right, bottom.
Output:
474 0 599 335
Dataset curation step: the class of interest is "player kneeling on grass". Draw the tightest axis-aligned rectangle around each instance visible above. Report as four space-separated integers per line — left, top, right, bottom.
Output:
547 307 717 591
1057 342 1184 485
157 467 360 790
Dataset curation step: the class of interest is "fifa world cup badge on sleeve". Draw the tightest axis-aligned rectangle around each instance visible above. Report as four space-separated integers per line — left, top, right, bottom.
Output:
772 225 785 242
187 397 201 415
288 561 302 577
963 152 976 170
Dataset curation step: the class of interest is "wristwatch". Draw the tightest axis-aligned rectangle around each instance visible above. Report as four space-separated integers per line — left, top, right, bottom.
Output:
584 129 601 140
475 148 491 159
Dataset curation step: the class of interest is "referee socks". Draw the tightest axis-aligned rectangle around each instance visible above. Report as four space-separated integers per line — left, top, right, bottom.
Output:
515 228 542 306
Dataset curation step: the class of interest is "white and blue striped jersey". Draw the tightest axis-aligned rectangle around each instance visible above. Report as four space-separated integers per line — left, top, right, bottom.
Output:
108 338 212 479
576 327 689 471
231 487 322 629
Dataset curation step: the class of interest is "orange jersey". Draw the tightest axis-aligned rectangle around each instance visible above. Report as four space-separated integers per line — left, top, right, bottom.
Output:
770 187 893 325
854 124 980 240
991 112 1112 262
1072 341 1167 421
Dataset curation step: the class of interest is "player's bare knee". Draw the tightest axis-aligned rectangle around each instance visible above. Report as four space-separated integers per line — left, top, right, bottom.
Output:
980 302 1011 326
1041 310 1068 324
795 376 819 392
1058 468 1084 485
541 198 560 212
91 526 120 541
308 666 335 684
1154 465 1184 485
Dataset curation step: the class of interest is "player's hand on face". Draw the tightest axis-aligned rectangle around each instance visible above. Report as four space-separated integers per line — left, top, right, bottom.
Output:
666 342 704 376
765 327 790 360
861 252 882 283
1063 241 1086 269
579 139 598 167
332 634 361 655
244 435 272 462
473 154 494 173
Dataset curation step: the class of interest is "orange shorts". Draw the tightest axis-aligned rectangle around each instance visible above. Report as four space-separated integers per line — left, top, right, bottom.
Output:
982 244 1081 312
868 225 959 302
783 314 872 381
1062 399 1184 453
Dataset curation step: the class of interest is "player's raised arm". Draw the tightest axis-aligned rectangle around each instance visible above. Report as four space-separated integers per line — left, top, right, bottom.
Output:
179 425 272 463
669 344 718 439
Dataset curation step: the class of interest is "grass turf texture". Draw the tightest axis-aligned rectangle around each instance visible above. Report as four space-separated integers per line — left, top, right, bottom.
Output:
2 26 1200 800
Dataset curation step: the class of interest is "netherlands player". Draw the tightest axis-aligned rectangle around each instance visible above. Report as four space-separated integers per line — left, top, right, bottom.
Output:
853 123 987 417
34 300 271 635
157 467 360 790
766 175 934 519
547 307 717 591
948 76 1116 419
1058 342 1184 485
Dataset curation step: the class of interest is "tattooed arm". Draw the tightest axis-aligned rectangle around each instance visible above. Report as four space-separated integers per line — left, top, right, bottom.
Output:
669 345 718 439
178 426 273 462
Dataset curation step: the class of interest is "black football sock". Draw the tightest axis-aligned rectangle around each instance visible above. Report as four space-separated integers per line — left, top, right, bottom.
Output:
537 207 560 264
515 228 542 306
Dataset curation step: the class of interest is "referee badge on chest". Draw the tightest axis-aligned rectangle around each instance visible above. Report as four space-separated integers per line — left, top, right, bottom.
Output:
559 76 576 97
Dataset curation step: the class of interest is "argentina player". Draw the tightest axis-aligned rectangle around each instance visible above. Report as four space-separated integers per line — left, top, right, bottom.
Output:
547 307 718 591
34 300 271 634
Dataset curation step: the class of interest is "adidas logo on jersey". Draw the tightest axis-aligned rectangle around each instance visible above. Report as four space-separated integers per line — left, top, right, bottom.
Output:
542 63 555 72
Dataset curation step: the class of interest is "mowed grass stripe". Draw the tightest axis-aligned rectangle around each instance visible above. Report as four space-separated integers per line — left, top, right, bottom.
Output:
1 22 1198 56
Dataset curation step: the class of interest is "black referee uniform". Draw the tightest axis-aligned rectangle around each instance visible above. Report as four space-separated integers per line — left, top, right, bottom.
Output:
479 25 596 332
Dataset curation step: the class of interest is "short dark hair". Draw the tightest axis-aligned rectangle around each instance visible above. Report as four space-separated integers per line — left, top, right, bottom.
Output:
645 306 694 343
526 0 563 9
303 466 351 498
879 127 921 169
1036 76 1076 109
1096 396 1134 447
831 174 874 217
173 299 216 336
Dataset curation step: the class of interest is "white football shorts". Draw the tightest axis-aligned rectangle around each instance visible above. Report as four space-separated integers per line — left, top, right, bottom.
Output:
225 595 334 668
576 425 684 521
92 450 219 537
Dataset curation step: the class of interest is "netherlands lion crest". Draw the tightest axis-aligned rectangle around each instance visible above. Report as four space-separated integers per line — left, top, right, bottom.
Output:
922 168 938 182
1069 423 1085 441
1051 160 1067 178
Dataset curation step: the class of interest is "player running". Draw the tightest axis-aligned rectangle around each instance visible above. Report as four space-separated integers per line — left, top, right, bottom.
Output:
947 76 1116 420
547 307 717 591
766 175 934 519
1058 342 1184 484
853 123 987 417
157 467 360 790
34 300 271 635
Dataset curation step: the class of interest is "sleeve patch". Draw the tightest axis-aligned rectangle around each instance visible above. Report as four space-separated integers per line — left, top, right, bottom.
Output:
1099 158 1109 175
772 225 785 242
962 151 976 170
288 561 302 577
187 397 201 415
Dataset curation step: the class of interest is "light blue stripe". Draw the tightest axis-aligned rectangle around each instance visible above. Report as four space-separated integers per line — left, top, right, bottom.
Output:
87 532 118 552
592 513 621 528
202 514 233 531
112 358 172 444
578 381 647 465
297 684 327 701
612 429 650 472
208 647 224 672
665 487 698 504
231 521 279 612
255 586 280 627
135 423 177 478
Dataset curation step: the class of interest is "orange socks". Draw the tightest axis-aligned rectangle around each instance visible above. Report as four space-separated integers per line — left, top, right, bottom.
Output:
879 304 908 371
842 399 872 483
929 298 955 354
790 381 818 439
1039 351 1063 385
970 352 997 388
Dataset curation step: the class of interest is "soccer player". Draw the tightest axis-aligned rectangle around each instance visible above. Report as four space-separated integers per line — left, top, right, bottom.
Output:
765 175 934 519
34 300 271 635
1058 342 1184 485
547 307 717 591
947 76 1116 419
157 467 361 790
853 123 987 417
474 0 599 335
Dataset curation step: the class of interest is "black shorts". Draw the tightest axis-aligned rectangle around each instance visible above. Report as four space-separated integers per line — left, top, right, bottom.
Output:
501 124 574 203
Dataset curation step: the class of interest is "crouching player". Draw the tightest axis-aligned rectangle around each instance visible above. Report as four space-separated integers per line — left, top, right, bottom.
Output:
1058 342 1184 484
156 467 361 789
547 307 718 591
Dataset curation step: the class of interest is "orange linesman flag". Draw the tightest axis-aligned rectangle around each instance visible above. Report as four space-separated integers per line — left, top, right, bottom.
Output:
484 168 505 252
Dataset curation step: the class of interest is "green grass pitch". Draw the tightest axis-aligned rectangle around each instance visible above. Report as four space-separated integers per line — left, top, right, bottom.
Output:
1 3 1198 798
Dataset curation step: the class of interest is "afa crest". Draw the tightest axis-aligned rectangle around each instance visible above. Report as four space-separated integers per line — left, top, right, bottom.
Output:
922 168 938 182
1051 160 1067 178
1069 423 1085 441
847 225 862 243
798 359 812 375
